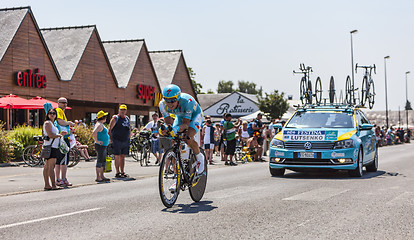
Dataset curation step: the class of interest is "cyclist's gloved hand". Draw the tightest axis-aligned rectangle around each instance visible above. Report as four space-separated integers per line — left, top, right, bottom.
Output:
159 124 168 136
168 126 180 137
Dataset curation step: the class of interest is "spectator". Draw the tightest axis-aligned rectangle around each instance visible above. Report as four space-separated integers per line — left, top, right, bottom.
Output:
246 131 263 162
219 114 227 161
238 121 250 145
55 97 75 187
109 104 131 178
202 119 215 165
223 113 242 166
93 111 110 182
144 112 162 165
42 108 66 190
75 135 91 161
214 123 221 157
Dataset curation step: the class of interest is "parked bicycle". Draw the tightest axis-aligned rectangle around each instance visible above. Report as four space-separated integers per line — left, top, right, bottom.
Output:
356 63 376 109
158 132 207 208
294 63 322 105
23 135 80 167
22 135 44 167
130 131 151 166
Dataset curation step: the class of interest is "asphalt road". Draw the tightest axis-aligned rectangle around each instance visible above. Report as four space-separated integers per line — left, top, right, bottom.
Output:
0 143 413 239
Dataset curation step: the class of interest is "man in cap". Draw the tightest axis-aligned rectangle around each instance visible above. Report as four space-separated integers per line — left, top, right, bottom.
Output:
55 97 75 186
108 104 130 178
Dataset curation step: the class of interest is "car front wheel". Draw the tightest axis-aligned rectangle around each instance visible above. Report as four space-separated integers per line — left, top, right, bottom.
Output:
270 167 285 177
366 147 378 172
349 149 363 177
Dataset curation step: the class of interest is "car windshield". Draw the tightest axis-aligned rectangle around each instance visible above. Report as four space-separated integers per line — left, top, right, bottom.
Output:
285 111 354 128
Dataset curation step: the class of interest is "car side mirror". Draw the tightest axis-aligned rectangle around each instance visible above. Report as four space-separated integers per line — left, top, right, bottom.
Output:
360 123 373 131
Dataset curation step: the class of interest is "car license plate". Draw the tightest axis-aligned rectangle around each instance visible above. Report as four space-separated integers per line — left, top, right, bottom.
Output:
300 152 315 158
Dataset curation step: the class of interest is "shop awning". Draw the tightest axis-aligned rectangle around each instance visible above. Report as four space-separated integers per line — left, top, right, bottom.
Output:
0 94 38 109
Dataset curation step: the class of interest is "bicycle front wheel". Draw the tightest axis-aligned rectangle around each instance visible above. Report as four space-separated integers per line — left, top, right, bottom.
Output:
189 148 208 202
159 148 180 208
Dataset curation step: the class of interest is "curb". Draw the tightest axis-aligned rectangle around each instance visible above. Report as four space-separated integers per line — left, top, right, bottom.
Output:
0 162 22 167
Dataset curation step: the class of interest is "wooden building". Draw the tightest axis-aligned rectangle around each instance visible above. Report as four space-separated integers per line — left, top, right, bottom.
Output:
0 6 195 129
149 50 197 100
0 7 60 129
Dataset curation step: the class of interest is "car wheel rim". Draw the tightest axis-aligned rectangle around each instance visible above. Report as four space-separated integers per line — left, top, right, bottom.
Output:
374 149 378 168
358 151 363 175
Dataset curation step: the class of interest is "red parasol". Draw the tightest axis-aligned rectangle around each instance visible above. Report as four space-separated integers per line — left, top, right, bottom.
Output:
0 94 38 109
27 96 72 110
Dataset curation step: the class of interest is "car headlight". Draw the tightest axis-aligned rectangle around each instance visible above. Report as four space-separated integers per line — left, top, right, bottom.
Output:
333 139 354 149
270 139 284 148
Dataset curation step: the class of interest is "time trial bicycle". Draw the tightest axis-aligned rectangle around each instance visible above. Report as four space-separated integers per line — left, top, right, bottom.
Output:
158 132 207 208
356 63 376 109
294 63 322 105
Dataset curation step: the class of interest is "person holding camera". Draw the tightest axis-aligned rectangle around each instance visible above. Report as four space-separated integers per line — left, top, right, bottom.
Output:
42 108 67 190
202 119 215 165
223 113 242 166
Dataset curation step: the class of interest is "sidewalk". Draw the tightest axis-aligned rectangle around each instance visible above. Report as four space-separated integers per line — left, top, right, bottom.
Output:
0 154 246 196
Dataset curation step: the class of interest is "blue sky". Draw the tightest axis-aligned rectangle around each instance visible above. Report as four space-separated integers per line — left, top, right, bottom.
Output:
2 0 414 111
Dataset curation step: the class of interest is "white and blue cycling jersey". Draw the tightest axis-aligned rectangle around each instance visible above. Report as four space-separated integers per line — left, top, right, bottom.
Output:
159 93 203 133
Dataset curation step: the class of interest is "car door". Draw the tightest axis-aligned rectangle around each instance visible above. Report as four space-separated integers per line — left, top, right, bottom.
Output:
356 111 374 163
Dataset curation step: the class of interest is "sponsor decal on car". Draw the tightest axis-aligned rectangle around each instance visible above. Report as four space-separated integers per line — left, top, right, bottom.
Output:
283 130 338 141
274 152 285 157
331 152 345 158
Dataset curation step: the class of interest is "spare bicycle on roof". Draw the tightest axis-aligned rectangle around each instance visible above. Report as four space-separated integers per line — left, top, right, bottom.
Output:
294 62 376 109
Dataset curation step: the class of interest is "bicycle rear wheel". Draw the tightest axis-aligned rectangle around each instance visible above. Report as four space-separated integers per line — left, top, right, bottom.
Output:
329 76 335 104
314 77 322 104
300 77 307 105
159 148 180 208
368 80 375 109
345 76 352 104
306 80 312 104
130 142 140 161
361 76 368 107
68 148 81 167
189 149 208 202
23 145 38 167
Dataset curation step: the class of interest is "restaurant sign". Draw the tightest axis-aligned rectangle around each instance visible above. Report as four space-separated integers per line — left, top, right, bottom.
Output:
15 68 47 88
203 92 259 117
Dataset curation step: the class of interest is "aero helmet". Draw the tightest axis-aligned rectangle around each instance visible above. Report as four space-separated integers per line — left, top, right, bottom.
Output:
162 84 181 102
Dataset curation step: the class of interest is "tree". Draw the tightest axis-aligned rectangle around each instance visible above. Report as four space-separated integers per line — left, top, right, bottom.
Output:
206 89 215 94
217 80 234 93
188 67 203 94
405 100 413 111
258 90 289 120
237 80 262 95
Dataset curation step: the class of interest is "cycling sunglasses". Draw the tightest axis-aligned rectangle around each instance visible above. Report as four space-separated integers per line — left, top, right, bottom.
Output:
164 98 177 103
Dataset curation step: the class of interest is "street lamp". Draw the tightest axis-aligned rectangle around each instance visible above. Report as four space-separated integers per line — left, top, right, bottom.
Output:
350 30 358 104
384 56 390 129
406 71 410 130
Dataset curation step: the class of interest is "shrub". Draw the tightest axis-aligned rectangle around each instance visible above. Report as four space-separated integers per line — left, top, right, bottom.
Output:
9 138 24 161
9 125 42 148
0 121 12 163
73 125 96 156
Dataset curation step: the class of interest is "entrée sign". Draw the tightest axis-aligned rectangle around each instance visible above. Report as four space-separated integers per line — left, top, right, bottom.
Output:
15 68 47 89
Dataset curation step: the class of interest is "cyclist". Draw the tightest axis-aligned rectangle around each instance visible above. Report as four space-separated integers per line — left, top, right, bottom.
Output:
158 84 205 177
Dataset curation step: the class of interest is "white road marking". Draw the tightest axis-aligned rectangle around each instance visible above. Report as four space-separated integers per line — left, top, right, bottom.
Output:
387 192 414 206
208 186 267 199
283 187 349 201
0 207 102 229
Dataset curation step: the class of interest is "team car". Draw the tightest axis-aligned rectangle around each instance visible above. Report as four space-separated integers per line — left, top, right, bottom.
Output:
269 105 378 177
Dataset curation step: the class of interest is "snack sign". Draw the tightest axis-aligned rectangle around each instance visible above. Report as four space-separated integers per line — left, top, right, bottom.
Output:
283 130 338 141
